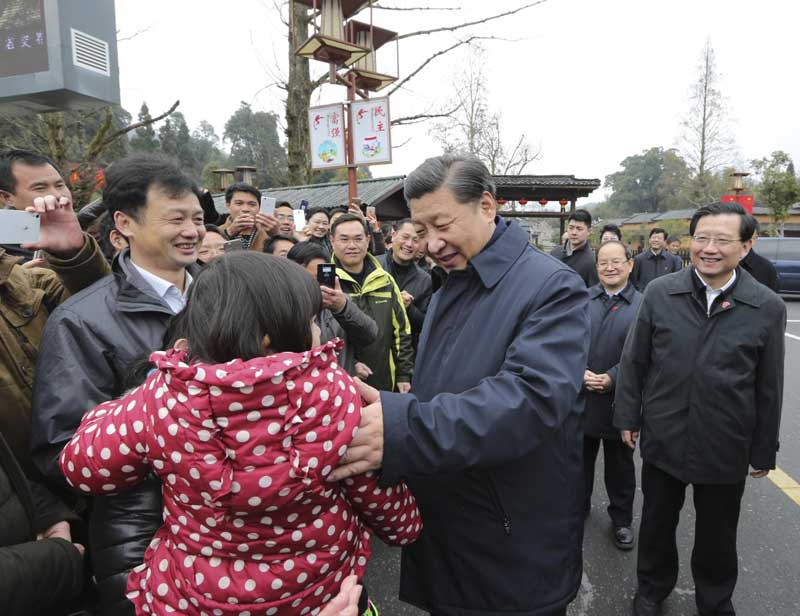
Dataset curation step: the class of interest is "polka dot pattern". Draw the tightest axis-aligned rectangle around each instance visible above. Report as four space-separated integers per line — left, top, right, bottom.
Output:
61 340 422 615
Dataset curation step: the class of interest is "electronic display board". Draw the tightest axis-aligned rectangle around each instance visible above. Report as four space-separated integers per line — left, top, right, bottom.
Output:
0 0 49 78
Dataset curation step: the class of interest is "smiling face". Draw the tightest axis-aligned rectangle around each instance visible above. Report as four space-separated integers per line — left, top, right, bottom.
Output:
307 211 330 239
275 205 296 236
668 240 681 255
649 232 666 252
690 213 752 288
115 186 205 277
198 231 226 264
332 219 369 273
596 242 633 293
391 222 420 266
409 188 496 272
1 162 71 210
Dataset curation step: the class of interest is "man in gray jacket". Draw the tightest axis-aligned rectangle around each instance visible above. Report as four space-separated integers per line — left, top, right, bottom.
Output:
614 202 785 616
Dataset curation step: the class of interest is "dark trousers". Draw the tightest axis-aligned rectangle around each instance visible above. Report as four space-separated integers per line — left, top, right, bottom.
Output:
583 435 636 527
637 463 746 615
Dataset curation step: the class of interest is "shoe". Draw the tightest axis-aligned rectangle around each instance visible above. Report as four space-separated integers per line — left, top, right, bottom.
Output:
613 526 635 550
632 593 662 616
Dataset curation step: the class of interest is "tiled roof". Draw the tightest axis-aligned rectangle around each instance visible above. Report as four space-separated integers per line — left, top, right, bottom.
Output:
494 175 601 189
211 176 406 215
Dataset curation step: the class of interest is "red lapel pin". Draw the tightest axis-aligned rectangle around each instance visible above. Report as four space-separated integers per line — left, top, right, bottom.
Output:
722 301 731 309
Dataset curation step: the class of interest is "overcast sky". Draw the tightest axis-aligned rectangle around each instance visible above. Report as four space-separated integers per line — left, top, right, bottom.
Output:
114 0 799 204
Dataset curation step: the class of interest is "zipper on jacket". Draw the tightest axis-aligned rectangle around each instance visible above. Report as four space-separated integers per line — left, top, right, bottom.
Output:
485 475 512 535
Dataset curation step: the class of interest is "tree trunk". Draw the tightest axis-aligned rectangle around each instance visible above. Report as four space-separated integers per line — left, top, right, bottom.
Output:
286 4 313 186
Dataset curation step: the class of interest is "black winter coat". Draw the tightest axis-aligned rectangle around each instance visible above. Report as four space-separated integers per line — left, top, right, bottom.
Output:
584 281 642 438
31 251 199 615
741 248 779 292
317 297 379 375
631 249 682 290
381 219 589 615
376 252 432 349
613 267 786 483
550 240 598 287
0 433 83 616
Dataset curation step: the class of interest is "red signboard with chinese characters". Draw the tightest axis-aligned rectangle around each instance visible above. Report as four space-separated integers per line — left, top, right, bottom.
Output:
350 97 392 166
721 194 754 214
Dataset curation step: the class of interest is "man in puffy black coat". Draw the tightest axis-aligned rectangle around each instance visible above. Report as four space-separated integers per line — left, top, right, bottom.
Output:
614 202 786 616
0 432 84 615
582 240 642 552
31 155 205 615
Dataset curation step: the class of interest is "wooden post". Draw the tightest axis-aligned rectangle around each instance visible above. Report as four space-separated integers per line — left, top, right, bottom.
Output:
346 73 358 206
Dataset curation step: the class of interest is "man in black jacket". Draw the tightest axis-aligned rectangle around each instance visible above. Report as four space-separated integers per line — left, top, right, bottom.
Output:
550 209 599 287
376 219 432 352
740 217 779 291
631 227 681 290
31 154 206 616
614 202 785 616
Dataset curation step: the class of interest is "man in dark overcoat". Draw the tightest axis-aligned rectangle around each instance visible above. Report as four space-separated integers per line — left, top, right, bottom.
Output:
614 202 786 616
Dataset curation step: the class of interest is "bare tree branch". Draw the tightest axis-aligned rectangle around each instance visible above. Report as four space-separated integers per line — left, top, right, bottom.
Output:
387 35 501 96
374 3 460 11
391 104 461 126
95 100 179 152
397 0 549 40
116 26 152 42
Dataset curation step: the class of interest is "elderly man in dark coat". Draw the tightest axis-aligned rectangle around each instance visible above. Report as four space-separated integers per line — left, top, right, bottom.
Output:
330 154 590 616
614 202 786 616
583 240 642 551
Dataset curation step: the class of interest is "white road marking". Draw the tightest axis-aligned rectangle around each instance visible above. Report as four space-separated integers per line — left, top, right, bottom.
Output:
786 333 800 342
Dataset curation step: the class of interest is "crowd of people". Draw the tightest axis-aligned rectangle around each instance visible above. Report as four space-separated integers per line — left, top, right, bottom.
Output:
0 147 786 616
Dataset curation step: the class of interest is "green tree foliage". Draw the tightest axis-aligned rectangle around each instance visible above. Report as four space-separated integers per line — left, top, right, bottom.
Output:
751 151 800 236
224 102 287 188
129 102 159 153
603 147 693 216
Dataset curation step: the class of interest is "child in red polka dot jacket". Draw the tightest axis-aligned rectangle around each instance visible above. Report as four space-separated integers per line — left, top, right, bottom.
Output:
60 252 421 616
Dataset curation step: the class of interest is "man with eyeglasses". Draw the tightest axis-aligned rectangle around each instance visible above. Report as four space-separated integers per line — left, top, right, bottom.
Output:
614 201 786 616
550 209 599 287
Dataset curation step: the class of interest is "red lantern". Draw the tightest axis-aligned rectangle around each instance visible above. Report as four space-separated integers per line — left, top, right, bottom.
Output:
497 199 506 205
559 198 568 206
539 199 548 206
518 198 528 205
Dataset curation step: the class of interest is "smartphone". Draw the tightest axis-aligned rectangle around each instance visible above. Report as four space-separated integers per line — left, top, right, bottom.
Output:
223 238 244 252
0 210 40 244
299 199 309 211
317 263 336 287
293 209 306 231
366 205 376 219
260 196 276 217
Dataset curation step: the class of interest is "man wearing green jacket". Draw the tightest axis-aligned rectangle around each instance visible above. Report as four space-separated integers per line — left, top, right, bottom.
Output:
331 213 413 393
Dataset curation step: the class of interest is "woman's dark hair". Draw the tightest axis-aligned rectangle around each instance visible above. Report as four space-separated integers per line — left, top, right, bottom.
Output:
689 201 755 240
600 223 622 240
305 206 330 222
596 239 633 261
287 241 328 266
178 252 322 363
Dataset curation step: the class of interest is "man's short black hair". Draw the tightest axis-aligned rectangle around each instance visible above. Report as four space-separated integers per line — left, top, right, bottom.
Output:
224 182 260 204
102 154 201 221
0 148 61 194
600 223 622 240
330 206 348 216
287 240 328 266
596 239 633 261
275 200 293 212
204 224 224 235
264 234 298 255
330 213 368 238
649 227 667 239
567 209 592 227
666 235 680 244
749 216 761 233
689 201 755 241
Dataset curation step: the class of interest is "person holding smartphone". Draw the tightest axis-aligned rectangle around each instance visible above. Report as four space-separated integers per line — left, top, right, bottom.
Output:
219 182 278 252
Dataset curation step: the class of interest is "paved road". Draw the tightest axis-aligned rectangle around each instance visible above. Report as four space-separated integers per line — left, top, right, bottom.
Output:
363 298 800 615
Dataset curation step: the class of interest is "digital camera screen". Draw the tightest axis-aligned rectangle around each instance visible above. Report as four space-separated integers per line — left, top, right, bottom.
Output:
0 0 49 78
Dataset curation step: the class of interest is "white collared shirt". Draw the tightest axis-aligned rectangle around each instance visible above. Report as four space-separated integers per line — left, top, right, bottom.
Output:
131 261 193 314
694 269 736 315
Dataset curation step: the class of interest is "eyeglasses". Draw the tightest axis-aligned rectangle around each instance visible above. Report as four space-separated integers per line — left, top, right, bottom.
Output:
276 214 294 222
597 258 629 268
691 235 741 247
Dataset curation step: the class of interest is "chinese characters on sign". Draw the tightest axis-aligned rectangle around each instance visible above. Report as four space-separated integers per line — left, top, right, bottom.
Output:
350 97 392 166
308 104 347 170
0 0 49 78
